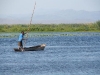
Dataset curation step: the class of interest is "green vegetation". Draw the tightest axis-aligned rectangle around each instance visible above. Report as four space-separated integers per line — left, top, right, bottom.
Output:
0 21 100 32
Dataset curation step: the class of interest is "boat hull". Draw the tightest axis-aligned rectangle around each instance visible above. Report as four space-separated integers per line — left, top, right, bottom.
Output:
14 44 46 52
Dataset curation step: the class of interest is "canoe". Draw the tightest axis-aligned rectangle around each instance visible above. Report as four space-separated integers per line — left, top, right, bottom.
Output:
14 44 46 52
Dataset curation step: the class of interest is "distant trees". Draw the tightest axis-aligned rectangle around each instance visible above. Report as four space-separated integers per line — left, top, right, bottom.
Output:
96 20 100 29
0 21 100 32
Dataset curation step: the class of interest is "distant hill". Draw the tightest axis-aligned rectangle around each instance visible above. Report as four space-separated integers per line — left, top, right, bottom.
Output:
0 9 100 24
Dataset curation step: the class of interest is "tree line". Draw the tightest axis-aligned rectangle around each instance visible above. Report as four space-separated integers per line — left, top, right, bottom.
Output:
0 21 100 32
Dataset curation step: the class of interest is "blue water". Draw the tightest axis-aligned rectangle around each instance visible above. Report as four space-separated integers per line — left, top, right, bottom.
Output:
0 32 100 75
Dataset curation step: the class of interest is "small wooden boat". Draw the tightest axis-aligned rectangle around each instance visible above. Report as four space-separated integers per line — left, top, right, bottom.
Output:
14 44 46 52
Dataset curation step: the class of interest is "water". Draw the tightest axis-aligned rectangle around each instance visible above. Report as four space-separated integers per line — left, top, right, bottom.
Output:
0 32 100 75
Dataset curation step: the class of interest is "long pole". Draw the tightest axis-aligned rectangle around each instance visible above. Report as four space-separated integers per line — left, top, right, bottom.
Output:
28 1 36 31
24 1 36 47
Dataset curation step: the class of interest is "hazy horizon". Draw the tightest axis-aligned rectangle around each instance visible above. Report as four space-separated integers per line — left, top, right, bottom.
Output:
0 0 100 24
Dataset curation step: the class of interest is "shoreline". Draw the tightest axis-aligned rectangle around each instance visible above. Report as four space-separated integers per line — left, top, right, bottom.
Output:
0 32 100 38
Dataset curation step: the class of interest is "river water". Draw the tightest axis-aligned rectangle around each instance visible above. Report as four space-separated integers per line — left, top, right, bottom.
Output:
0 32 100 75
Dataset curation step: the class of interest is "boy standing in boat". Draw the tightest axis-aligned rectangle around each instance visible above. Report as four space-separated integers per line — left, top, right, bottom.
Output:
18 31 26 51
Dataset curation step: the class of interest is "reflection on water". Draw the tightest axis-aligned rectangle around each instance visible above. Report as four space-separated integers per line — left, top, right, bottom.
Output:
0 32 100 75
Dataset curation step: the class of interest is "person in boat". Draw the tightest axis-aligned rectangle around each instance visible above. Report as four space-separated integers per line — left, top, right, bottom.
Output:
18 31 26 51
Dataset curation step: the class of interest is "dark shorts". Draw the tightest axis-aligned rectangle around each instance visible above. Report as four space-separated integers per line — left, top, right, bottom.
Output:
18 41 23 47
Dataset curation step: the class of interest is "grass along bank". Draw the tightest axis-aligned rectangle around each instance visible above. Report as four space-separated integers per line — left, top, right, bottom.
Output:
0 21 100 32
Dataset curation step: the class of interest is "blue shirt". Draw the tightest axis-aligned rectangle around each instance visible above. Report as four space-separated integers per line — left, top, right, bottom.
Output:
18 33 24 41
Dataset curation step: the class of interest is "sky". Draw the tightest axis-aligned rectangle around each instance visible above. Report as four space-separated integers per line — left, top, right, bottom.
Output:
0 0 100 15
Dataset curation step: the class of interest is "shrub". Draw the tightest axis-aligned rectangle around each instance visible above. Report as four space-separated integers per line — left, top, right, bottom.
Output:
96 20 100 29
